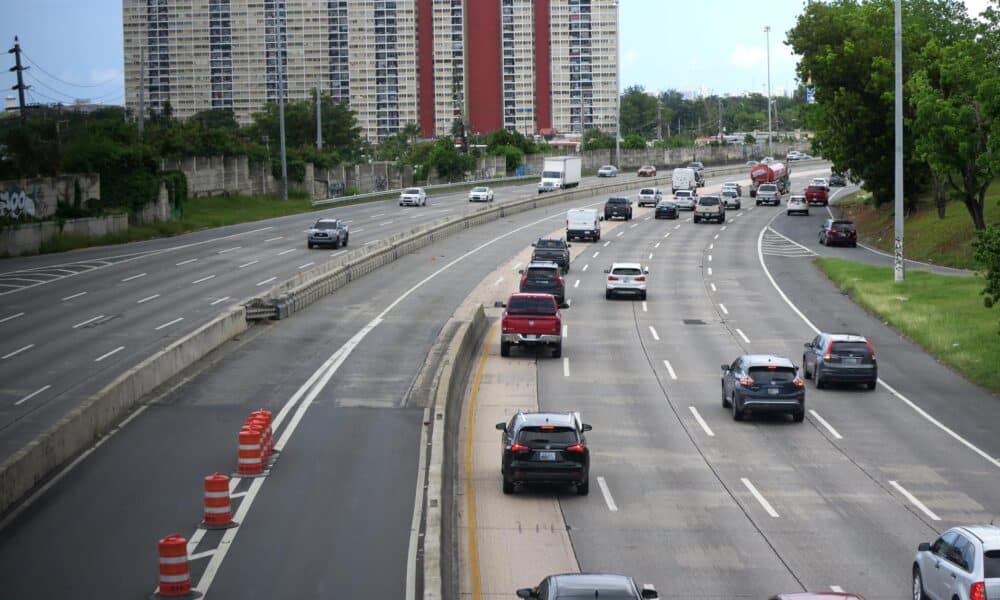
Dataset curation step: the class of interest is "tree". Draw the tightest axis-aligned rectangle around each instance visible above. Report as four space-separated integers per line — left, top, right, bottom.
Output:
621 134 647 150
376 122 421 162
620 85 658 139
973 225 1000 332
909 37 999 230
582 128 615 151
426 138 475 181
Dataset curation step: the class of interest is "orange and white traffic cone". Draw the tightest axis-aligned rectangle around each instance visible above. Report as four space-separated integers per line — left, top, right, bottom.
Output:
200 473 237 530
236 425 264 476
153 534 201 598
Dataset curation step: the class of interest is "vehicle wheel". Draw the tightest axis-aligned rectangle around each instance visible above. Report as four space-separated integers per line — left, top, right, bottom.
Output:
332 238 341 249
815 368 825 389
802 358 812 379
500 341 511 357
502 478 514 495
851 242 858 248
307 242 314 249
756 201 761 206
640 291 647 301
722 386 731 408
732 398 745 421
399 202 404 206
605 290 612 300
786 211 791 216
552 342 562 359
793 408 805 423
866 380 877 390
819 235 826 245
805 210 810 216
343 234 349 246
913 567 926 600
694 216 700 224
563 263 570 274
736 202 741 209
577 479 589 496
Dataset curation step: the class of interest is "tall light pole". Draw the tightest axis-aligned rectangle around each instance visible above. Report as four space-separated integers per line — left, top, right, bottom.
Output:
893 0 904 282
276 13 288 201
614 0 621 168
764 25 773 156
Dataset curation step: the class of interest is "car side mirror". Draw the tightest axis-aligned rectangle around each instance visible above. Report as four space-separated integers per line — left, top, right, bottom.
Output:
918 542 931 552
582 423 593 432
495 422 507 432
804 342 812 349
516 589 537 599
643 267 650 274
559 301 570 309
518 270 524 275
721 364 730 372
567 243 572 247
603 268 610 274
494 301 506 308
641 585 659 599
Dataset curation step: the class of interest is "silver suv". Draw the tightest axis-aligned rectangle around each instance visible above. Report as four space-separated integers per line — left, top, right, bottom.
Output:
913 525 1000 600
756 183 781 206
694 195 726 224
637 187 662 207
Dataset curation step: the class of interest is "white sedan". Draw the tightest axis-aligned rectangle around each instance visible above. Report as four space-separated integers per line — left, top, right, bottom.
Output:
399 187 427 207
597 165 619 177
469 186 494 202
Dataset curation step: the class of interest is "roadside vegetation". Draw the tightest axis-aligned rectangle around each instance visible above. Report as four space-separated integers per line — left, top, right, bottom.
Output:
817 258 1000 394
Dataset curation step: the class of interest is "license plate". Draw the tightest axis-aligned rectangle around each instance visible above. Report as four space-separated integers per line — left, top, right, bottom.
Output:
524 334 538 340
843 357 859 365
768 388 780 395
537 451 557 461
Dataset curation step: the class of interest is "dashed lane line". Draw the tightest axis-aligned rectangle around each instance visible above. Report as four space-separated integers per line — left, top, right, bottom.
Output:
0 312 25 324
663 360 678 380
735 328 750 343
14 384 50 406
94 346 125 362
137 294 160 304
718 303 729 315
741 478 780 518
648 326 660 341
597 477 619 512
192 275 216 284
61 292 87 301
176 259 198 266
210 297 231 306
563 357 570 377
72 315 105 329
154 317 184 331
256 277 277 287
121 273 147 282
689 407 715 437
809 410 843 440
2 344 34 360
889 481 940 521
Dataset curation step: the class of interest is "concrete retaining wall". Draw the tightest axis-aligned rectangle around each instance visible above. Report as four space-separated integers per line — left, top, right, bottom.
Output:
0 174 101 219
0 307 248 517
524 143 801 172
1 214 129 257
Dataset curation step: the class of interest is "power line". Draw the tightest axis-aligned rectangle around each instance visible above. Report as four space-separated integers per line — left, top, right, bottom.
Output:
25 73 124 103
21 50 120 89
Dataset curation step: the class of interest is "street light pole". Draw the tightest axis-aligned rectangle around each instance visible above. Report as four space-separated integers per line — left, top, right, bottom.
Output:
893 0 904 282
276 15 288 201
764 25 773 156
614 0 621 168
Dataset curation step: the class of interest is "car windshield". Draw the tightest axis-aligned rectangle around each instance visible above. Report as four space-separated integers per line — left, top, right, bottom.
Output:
641 166 654 169
542 171 561 178
607 198 628 204
760 185 777 192
807 186 825 192
404 188 421 194
676 191 691 198
314 221 339 230
535 239 564 249
600 166 614 170
984 550 1000 578
472 187 487 192
748 366 797 384
524 269 559 285
699 197 720 206
722 190 736 197
640 189 656 195
611 267 642 276
517 426 577 447
657 201 675 208
506 297 556 315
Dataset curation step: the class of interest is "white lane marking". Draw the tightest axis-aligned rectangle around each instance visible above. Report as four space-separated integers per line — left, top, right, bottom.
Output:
735 328 751 343
512 262 522 272
654 242 661 248
230 491 247 499
642 301 647 312
663 360 678 380
256 277 277 287
188 550 216 562
176 259 198 266
0 312 25 324
714 234 720 240
708 243 714 250
648 326 660 341
563 357 570 377
718 303 728 315
708 255 713 262
298 262 315 270
707 267 713 276
755 217 1000 471
61 292 87 301
329 250 346 258
766 226 817 254
737 212 744 217
14 384 51 406
493 277 504 287
721 226 727 231
371 213 385 218
95 346 125 362
809 410 843 440
830 587 845 593
741 478 780 518
616 231 624 237
630 223 638 229
685 217 692 222
154 317 184 331
2 344 34 360
364 240 380 246
562 325 568 338
648 253 654 260
597 477 619 512
889 481 941 521
674 224 681 230
380 221 393 226
264 236 283 242
582 264 589 272
121 273 147 282
277 248 296 256
210 296 231 306
644 216 651 221
710 283 717 292
593 251 600 258
218 246 241 254
689 406 715 437
729 218 736 223
192 275 216 284
72 315 105 329
406 406 431 600
137 294 160 304
603 241 611 247
352 228 366 234
574 279 580 288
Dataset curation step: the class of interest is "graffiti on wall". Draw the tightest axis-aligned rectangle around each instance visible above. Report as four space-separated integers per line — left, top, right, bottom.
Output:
0 187 38 218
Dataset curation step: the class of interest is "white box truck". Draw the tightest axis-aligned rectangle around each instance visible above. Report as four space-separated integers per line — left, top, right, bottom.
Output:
566 208 601 242
538 156 582 193
671 167 697 194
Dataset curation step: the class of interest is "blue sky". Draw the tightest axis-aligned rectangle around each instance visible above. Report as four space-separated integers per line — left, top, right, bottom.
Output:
0 0 991 110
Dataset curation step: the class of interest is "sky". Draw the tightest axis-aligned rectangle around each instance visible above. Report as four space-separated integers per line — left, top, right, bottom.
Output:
0 0 993 111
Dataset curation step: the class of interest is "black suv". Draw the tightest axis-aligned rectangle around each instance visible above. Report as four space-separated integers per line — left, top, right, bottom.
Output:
802 333 877 389
830 172 847 186
497 412 591 495
531 238 571 273
820 219 857 247
721 355 805 422
518 574 659 599
519 262 566 305
604 197 633 221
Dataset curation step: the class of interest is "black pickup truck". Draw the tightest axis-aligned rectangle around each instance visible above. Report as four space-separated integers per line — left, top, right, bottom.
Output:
531 238 571 273
604 197 633 221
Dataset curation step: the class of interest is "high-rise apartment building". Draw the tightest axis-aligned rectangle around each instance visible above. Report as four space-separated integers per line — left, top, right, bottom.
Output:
123 0 617 142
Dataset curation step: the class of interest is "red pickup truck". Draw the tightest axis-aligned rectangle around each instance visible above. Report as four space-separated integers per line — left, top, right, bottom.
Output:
805 185 829 206
500 293 563 358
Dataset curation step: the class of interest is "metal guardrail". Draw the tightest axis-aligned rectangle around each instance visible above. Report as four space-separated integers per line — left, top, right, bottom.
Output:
311 175 535 207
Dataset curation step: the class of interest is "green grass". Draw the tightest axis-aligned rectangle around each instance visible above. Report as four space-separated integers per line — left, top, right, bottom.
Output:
816 257 1000 394
835 179 1000 269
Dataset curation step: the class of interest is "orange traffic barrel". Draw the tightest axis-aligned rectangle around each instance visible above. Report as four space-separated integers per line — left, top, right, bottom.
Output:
250 410 275 456
247 415 271 459
236 426 263 475
156 534 192 597
200 473 237 529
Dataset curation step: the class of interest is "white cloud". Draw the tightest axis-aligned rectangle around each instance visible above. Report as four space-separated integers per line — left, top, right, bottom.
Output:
964 0 990 18
730 46 768 69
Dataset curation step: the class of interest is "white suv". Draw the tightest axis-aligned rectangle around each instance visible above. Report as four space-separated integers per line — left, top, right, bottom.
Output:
637 187 662 207
399 187 427 207
694 195 726 224
605 262 648 300
913 525 1000 600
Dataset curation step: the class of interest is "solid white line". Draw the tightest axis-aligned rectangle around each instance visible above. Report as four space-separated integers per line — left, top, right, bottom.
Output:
603 241 611 247
597 476 619 512
593 251 600 258
121 273 147 282
889 480 941 521
573 279 580 288
735 328 750 343
582 264 589 272
298 262 315 270
642 301 647 312
0 312 25 324
256 277 277 286
264 236 283 242
137 294 160 304
210 297 231 306
2 344 34 359
406 407 431 600
61 292 87 301
562 325 568 338
654 242 661 248
238 260 259 269
755 216 1000 471
741 478 780 518
277 248 296 256
663 360 678 380
14 384 50 406
648 326 660 341
718 303 729 315
493 277 504 287
809 410 843 440
830 587 845 593
95 346 125 362
563 357 570 377
218 246 241 254
689 406 715 437
710 283 717 292
192 275 216 284
154 317 183 331
72 315 104 329
176 259 198 266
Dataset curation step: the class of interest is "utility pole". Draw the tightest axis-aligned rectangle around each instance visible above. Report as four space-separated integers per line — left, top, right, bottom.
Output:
315 85 322 151
614 0 621 168
893 0 905 282
764 25 773 156
8 36 29 122
138 47 145 140
657 101 663 140
276 22 288 201
717 96 723 141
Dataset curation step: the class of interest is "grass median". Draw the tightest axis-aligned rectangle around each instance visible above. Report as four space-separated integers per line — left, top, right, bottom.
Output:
816 257 999 394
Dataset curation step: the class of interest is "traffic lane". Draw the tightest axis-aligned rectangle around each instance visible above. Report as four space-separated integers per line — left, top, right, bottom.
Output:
0 184 640 598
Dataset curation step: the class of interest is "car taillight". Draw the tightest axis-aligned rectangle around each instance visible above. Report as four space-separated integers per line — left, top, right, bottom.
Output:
793 377 805 389
566 443 586 453
865 340 876 359
970 582 986 600
738 376 754 386
823 339 834 361
635 275 646 282
557 276 565 286
511 443 530 453
520 274 527 286
608 275 619 281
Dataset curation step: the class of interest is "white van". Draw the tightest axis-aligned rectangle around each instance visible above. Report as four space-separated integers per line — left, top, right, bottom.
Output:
566 208 601 242
671 168 697 194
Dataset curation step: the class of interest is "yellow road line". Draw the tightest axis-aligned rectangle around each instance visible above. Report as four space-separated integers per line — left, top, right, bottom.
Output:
465 321 498 600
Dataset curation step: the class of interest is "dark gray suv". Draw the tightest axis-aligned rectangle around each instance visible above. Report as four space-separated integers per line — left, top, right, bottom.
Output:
802 333 877 390
306 218 349 249
721 355 805 422
519 262 566 306
517 573 659 599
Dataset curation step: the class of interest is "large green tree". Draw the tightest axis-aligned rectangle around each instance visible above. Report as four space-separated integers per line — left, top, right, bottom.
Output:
620 85 659 139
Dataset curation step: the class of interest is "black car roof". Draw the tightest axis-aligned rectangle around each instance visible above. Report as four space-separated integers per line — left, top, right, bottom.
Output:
517 413 577 428
551 573 636 594
744 354 796 368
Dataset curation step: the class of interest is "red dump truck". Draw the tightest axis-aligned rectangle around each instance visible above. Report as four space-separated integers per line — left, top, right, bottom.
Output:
749 162 790 197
